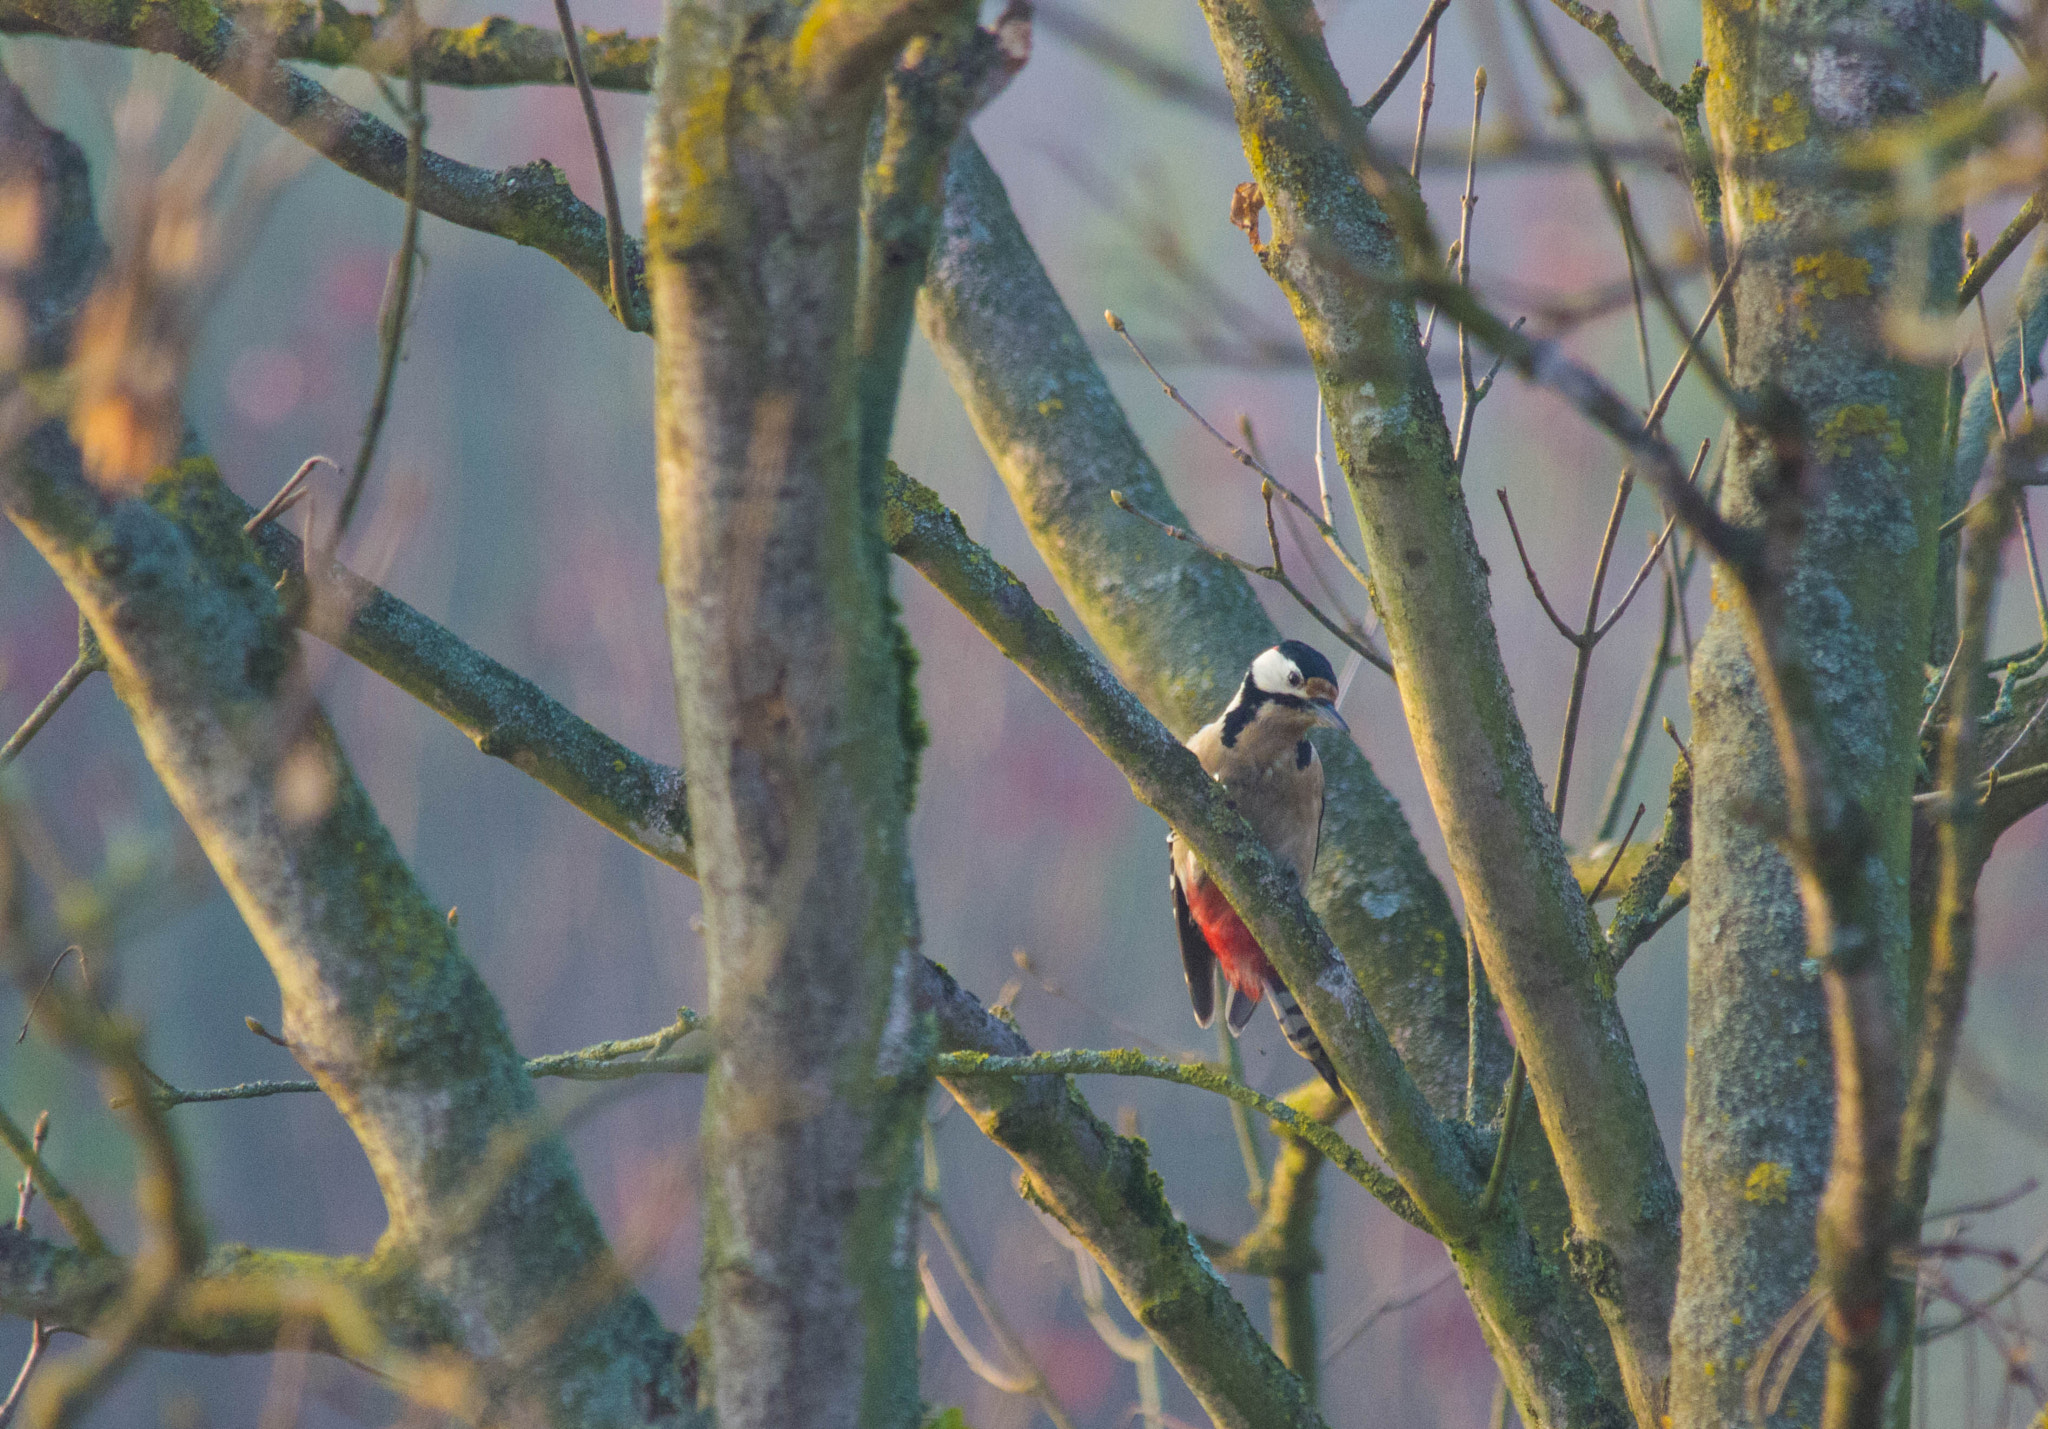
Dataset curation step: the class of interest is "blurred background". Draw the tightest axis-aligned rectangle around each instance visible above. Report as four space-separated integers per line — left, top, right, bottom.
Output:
3 0 2046 1423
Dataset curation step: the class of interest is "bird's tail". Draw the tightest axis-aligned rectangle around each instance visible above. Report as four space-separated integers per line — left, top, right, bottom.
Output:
1265 977 1343 1096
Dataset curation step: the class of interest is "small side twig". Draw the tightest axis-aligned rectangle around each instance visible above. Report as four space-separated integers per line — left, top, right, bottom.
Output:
1477 1055 1527 1218
1408 27 1439 181
1105 310 1379 596
1496 491 1580 641
1111 491 1392 675
1616 179 1657 412
0 649 105 770
1586 802 1647 904
0 1113 53 1429
1358 0 1455 123
0 1101 107 1258
1957 194 2044 311
549 0 632 328
332 3 426 547
242 456 334 535
15 947 87 1046
123 1010 708 1107
1451 69 1487 474
922 1202 1078 1428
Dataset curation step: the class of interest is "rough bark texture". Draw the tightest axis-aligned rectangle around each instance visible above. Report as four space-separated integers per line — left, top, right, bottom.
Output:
643 6 952 1426
0 73 694 1428
1673 0 1979 1421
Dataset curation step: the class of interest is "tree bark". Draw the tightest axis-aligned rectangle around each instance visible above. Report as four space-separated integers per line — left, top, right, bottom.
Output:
1673 0 1978 1421
643 5 957 1426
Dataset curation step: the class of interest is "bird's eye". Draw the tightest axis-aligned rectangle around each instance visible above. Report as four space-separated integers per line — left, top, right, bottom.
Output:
1289 670 1302 686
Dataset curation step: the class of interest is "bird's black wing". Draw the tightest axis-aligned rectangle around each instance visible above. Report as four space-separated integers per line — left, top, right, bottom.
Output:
1169 840 1218 1028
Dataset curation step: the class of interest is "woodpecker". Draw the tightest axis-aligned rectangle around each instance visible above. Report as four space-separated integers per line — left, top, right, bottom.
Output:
1169 640 1349 1096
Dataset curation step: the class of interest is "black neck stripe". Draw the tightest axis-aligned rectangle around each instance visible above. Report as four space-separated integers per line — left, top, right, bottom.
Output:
1220 679 1312 747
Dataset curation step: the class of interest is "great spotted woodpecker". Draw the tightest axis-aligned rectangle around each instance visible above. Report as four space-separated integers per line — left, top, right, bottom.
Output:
1169 641 1348 1095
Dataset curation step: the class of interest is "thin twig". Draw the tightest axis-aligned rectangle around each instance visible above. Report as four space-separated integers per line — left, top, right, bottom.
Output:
1664 525 1695 661
242 456 334 535
1313 389 1333 525
933 1048 1428 1230
1977 245 2014 447
1987 684 2048 777
1358 0 1456 123
919 1255 1033 1395
11 1112 46 1230
1586 802 1647 903
1920 638 1967 745
1616 179 1656 411
1958 194 2044 311
1592 511 1681 640
1451 69 1487 475
0 1324 50 1429
1496 492 1581 641
1409 28 1438 181
0 1115 52 1429
124 1011 706 1107
1105 311 1379 593
0 1100 107 1258
549 0 631 327
1508 0 1738 410
1218 1021 1268 1207
0 650 105 769
1318 1269 1456 1365
923 1203 1079 1428
2018 495 2048 642
1542 0 1694 113
332 4 425 545
1056 1229 1162 1426
15 947 86 1046
1477 1055 1527 1218
1112 491 1393 674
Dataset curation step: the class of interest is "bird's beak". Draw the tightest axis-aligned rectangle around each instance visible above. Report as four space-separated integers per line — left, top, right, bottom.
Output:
1304 678 1350 734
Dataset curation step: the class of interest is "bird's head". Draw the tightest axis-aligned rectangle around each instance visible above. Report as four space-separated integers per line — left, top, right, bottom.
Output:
1243 640 1350 734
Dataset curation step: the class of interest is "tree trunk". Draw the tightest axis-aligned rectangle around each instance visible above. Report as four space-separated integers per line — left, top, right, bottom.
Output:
1672 0 1978 1420
644 6 953 1426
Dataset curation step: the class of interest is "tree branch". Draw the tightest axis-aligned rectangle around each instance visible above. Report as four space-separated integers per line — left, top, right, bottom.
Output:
936 1050 1422 1229
0 1 659 91
3 0 649 327
0 75 690 1425
915 960 1327 1429
1193 3 1676 1416
244 510 694 874
886 462 1628 1425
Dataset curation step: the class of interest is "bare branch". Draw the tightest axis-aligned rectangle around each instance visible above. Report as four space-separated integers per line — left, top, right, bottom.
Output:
333 6 425 544
921 1203 1078 1427
939 1048 1422 1226
1958 194 2044 310
1495 491 1582 643
130 1012 708 1106
549 0 631 326
0 643 103 770
915 960 1328 1429
3 0 647 326
1358 0 1455 123
1110 489 1392 675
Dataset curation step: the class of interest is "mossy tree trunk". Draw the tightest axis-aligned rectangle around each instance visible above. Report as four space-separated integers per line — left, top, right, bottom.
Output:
643 3 961 1426
1672 1 1978 1423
